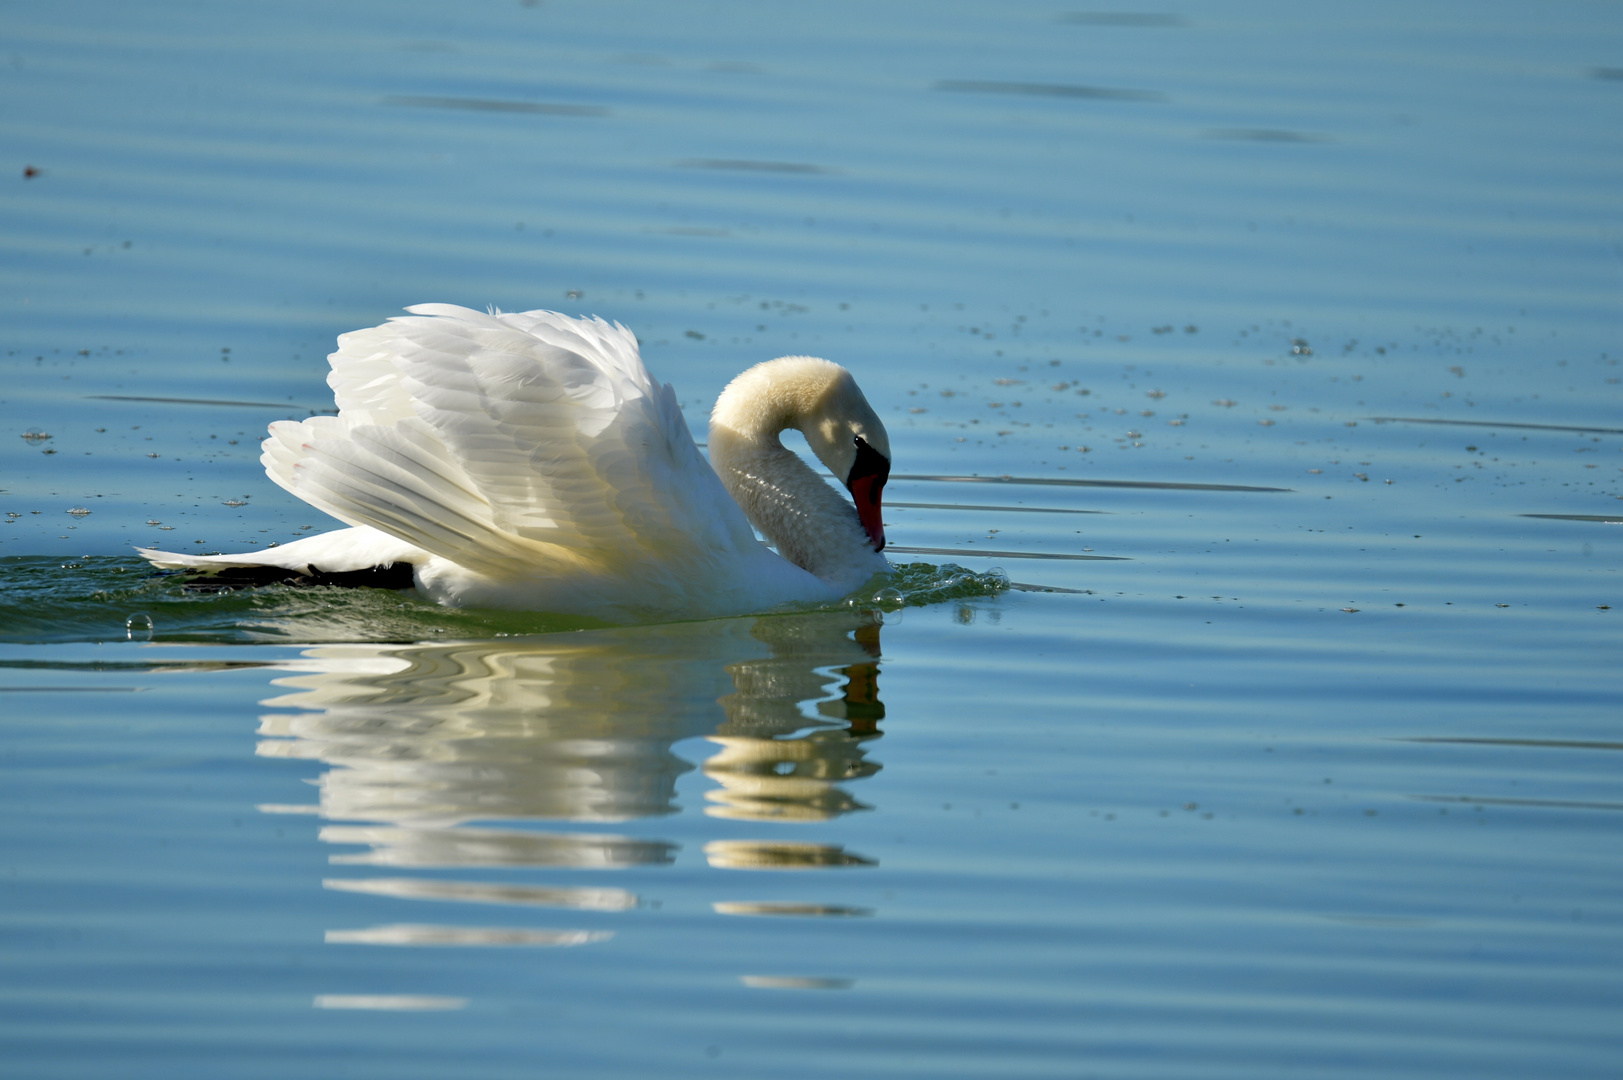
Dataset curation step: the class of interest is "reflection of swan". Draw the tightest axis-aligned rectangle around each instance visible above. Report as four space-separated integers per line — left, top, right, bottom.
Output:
257 612 888 835
138 305 893 621
706 618 885 820
253 614 888 965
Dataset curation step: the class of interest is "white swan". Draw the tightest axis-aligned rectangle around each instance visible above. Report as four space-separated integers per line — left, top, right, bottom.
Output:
136 304 893 622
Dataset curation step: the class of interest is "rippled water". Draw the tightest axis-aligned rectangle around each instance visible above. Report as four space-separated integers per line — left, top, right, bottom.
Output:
2 2 1620 1077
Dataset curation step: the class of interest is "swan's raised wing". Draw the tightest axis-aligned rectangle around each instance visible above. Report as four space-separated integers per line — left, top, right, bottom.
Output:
262 305 760 578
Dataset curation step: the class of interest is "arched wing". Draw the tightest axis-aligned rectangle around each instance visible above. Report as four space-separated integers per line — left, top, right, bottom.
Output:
262 305 759 577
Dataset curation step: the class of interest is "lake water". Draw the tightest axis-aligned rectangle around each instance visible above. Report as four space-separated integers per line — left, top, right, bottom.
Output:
2 2 1620 1077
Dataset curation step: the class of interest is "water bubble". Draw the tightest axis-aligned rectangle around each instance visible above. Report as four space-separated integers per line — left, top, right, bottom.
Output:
126 612 154 639
873 586 905 611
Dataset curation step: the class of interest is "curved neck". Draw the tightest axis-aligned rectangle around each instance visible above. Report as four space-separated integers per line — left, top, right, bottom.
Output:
709 367 885 588
708 426 878 584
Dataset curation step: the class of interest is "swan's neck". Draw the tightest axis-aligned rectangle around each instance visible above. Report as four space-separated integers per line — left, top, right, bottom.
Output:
709 363 887 588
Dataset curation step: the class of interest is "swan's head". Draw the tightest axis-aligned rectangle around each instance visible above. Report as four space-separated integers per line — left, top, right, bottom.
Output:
803 381 891 553
712 356 892 552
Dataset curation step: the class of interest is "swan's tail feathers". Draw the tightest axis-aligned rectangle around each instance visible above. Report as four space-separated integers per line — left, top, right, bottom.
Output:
136 547 273 571
134 546 417 590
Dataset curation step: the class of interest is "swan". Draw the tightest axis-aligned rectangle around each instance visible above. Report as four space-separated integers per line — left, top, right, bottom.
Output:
136 304 893 622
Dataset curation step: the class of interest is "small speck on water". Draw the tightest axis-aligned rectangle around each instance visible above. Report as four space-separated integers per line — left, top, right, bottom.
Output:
66 507 90 516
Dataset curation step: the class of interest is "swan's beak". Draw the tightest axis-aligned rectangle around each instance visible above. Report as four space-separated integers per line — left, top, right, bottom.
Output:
846 434 889 552
849 472 886 552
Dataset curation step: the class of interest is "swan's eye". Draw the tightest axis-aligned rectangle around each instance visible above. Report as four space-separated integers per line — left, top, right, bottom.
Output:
846 435 889 489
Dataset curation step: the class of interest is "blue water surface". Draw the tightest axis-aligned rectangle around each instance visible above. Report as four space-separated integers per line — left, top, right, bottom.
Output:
1 2 1620 1077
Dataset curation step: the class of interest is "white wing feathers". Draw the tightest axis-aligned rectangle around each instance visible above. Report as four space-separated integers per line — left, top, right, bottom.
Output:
262 305 755 581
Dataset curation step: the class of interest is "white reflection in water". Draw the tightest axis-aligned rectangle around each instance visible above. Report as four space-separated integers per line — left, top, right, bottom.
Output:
703 731 880 821
323 877 637 911
258 612 887 827
320 824 675 869
738 976 855 990
713 902 872 918
703 840 876 870
312 995 468 1011
255 611 890 949
325 925 611 947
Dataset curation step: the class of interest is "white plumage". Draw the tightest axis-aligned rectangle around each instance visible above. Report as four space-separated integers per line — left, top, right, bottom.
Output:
137 305 893 622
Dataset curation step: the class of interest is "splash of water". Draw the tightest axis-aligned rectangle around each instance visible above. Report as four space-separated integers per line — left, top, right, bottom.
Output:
0 556 1010 646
